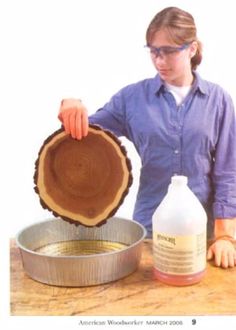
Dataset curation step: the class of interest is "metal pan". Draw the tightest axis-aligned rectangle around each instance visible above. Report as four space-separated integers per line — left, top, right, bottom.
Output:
16 217 146 287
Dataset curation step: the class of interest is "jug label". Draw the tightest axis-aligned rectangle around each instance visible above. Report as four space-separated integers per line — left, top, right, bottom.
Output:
153 231 206 275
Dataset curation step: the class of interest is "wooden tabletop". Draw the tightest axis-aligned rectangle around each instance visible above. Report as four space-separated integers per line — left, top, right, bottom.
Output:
10 239 236 316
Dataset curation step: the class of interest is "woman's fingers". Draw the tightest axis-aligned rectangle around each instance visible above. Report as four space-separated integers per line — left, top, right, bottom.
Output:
75 109 82 140
207 246 213 260
220 250 229 268
82 108 89 137
214 247 222 267
62 111 71 135
69 111 77 139
228 250 236 268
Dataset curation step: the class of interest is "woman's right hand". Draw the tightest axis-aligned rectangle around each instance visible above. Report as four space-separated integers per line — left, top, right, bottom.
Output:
58 98 89 140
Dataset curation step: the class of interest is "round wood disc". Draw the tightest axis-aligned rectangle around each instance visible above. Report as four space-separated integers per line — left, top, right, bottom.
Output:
34 125 132 227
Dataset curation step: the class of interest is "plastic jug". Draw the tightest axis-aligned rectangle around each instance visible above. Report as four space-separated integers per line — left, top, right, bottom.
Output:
152 175 207 286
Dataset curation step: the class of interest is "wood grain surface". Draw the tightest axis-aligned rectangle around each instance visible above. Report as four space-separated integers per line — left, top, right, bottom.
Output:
10 239 236 316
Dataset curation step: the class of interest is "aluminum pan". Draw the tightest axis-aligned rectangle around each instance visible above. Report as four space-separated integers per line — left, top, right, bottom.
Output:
16 217 146 287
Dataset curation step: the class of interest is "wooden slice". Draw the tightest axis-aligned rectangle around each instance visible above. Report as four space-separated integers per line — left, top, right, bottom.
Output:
34 125 132 227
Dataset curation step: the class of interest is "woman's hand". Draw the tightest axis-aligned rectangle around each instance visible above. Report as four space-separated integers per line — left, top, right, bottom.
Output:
58 98 89 140
207 239 236 268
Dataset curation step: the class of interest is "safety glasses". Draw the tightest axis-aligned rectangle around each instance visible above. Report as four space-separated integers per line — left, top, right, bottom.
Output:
145 43 190 58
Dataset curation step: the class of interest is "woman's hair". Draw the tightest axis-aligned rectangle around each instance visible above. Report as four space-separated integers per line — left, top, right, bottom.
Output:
146 7 202 70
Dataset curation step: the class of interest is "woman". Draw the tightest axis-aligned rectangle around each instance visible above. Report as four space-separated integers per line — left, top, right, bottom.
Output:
58 7 236 268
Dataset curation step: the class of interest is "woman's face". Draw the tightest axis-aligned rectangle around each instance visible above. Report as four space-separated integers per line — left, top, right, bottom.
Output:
149 29 197 86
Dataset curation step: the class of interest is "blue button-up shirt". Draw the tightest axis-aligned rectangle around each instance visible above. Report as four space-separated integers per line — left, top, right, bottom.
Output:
89 72 236 237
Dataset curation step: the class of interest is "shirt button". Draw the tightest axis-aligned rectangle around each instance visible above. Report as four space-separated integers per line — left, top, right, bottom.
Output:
174 149 179 154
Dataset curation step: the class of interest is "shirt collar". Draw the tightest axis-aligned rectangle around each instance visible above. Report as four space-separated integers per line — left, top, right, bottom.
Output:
153 72 209 96
153 74 165 94
192 71 209 95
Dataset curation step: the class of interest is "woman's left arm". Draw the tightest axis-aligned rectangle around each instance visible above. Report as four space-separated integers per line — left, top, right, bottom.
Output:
212 92 236 220
208 91 236 268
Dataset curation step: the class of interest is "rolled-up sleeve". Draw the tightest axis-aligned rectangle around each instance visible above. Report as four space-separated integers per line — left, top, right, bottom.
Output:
212 93 236 218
